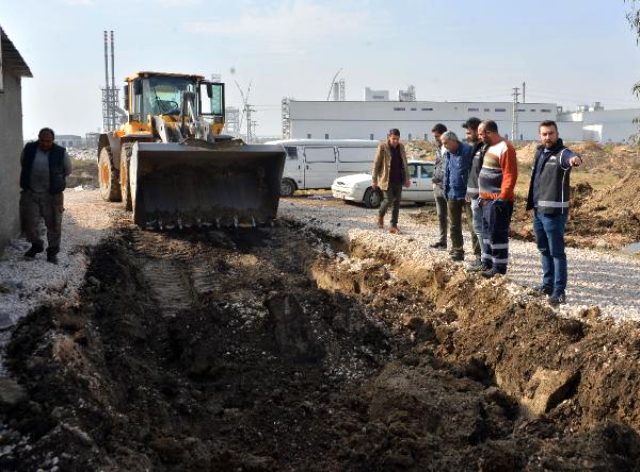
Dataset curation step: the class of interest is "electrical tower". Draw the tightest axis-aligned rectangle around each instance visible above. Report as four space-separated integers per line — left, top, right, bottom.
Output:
244 104 256 143
224 106 240 136
511 87 520 142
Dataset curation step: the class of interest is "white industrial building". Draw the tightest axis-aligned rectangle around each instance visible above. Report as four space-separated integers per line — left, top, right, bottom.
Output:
282 96 640 143
282 99 557 142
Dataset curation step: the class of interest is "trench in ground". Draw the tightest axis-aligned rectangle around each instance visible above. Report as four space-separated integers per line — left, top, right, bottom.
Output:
3 222 640 471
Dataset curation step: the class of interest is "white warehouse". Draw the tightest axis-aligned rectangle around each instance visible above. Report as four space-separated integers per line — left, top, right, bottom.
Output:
281 97 640 143
282 99 558 142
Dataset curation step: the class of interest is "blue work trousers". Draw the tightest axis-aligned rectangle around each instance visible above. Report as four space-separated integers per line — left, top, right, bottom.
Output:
481 200 514 274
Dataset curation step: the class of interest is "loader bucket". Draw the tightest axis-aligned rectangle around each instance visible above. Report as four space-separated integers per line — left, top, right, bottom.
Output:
129 142 286 229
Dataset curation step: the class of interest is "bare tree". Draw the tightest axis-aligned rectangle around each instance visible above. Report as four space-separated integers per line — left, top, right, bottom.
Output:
626 0 640 96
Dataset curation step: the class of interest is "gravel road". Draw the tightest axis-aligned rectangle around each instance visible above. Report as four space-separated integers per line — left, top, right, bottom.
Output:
279 197 640 321
0 189 119 375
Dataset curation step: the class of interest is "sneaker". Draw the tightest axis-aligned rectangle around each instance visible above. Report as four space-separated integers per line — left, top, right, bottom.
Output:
389 225 400 234
46 253 58 265
24 245 44 259
429 241 447 250
469 261 492 273
450 253 464 262
376 216 384 229
533 285 553 296
466 258 483 271
548 293 566 306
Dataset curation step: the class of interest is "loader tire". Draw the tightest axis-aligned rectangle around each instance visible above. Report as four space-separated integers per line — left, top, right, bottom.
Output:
120 143 133 211
98 146 121 202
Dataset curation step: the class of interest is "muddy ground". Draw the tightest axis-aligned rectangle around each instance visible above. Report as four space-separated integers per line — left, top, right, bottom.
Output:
3 220 640 471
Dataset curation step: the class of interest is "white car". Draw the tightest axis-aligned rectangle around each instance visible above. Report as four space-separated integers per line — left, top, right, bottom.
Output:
331 160 436 208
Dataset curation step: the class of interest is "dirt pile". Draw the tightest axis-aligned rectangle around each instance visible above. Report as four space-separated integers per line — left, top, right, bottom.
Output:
567 170 640 247
3 223 640 470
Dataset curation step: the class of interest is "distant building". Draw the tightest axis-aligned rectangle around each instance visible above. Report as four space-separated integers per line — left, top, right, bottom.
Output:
364 87 389 101
0 25 32 253
557 103 640 143
281 98 556 141
56 134 83 148
282 94 640 143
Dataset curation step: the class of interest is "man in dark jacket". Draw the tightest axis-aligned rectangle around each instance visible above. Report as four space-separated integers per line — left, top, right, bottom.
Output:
429 123 448 249
441 131 473 261
526 120 582 305
20 128 72 264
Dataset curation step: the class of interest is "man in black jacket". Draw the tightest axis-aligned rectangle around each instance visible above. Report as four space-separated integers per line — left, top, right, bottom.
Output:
526 120 582 305
20 128 72 264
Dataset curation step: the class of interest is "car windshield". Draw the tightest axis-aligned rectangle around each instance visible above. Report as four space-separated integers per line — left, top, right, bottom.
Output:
142 76 195 116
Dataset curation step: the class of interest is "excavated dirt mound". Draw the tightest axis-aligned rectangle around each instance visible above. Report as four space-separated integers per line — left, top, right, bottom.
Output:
3 224 640 470
510 171 640 248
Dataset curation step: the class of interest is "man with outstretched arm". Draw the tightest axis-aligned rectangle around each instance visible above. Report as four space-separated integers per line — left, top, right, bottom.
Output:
526 120 582 306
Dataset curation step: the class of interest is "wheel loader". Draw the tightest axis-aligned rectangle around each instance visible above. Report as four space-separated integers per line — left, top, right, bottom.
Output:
97 71 286 229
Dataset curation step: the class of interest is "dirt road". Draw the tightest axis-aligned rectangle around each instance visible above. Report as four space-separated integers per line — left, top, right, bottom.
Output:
2 191 640 470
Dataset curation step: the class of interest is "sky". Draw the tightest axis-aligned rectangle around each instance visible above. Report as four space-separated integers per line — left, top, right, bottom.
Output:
2 0 640 139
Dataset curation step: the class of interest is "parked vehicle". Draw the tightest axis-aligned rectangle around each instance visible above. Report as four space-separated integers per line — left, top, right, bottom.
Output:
331 160 435 208
265 139 379 196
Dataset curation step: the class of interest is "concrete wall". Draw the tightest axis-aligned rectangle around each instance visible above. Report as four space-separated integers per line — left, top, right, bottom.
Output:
0 69 23 253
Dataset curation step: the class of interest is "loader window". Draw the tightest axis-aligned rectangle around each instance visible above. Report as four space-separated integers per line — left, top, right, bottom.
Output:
141 76 194 116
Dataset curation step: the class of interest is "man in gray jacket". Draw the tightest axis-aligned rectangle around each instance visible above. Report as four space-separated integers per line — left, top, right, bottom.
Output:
20 128 72 264
429 123 448 249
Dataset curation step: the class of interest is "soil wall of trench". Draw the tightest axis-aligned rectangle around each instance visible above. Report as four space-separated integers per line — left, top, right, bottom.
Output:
2 223 640 471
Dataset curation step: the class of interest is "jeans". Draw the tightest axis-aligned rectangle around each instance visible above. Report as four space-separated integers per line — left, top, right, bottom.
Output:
379 182 403 226
533 211 568 297
481 200 514 274
470 198 484 259
447 199 465 257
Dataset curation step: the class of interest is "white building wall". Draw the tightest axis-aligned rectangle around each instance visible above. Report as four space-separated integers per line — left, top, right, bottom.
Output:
287 101 557 141
557 108 640 143
0 70 24 252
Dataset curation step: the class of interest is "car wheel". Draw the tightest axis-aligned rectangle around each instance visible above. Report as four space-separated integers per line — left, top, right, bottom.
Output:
280 179 296 197
364 187 383 208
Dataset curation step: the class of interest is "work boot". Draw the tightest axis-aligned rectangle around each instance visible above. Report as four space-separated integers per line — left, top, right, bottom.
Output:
533 285 553 296
389 225 400 234
450 252 464 262
376 215 384 229
429 241 447 250
46 248 59 265
548 293 566 306
24 244 44 259
481 269 501 279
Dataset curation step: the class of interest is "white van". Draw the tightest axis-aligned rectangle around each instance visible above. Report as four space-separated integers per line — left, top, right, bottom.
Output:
265 139 379 196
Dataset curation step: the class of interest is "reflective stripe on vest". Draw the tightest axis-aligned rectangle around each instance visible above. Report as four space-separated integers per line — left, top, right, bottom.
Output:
538 200 569 208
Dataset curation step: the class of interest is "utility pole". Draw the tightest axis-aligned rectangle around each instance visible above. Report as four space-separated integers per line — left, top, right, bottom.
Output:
511 87 520 142
522 81 526 103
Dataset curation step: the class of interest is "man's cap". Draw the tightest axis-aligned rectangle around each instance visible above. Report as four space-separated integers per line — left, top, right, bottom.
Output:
462 117 481 130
